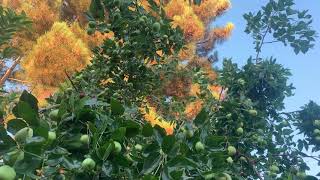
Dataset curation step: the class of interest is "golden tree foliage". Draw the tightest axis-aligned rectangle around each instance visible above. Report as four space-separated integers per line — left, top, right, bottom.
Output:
139 104 175 135
20 22 91 99
17 0 59 35
140 0 233 124
192 0 231 23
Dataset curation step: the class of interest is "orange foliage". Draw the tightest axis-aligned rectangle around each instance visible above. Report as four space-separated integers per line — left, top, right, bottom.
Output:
18 0 59 35
140 104 175 135
192 0 231 23
21 22 91 96
201 22 234 52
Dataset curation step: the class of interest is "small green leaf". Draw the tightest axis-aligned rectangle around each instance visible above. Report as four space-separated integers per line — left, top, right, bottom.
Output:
111 127 126 142
161 135 175 154
111 98 125 116
141 152 161 174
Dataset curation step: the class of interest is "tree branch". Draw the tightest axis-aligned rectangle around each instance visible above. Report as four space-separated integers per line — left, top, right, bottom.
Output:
0 57 21 86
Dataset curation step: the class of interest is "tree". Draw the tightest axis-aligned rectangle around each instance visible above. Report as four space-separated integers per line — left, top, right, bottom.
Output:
0 0 319 179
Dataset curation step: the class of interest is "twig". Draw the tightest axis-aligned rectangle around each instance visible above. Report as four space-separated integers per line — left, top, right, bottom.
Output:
0 57 21 86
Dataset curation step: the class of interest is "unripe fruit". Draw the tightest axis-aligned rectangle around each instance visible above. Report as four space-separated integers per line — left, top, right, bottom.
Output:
138 18 145 24
49 109 59 120
226 113 232 119
81 158 96 170
236 127 244 135
15 127 33 143
315 136 320 143
227 146 237 156
80 135 89 144
226 157 233 164
48 131 56 141
87 28 95 35
134 144 143 151
195 141 205 152
281 120 289 126
313 120 320 127
313 129 320 135
240 156 247 162
269 165 279 173
296 172 306 178
184 129 194 138
88 21 96 28
152 22 161 32
0 165 16 180
114 141 122 153
249 109 258 116
203 173 215 179
222 173 232 180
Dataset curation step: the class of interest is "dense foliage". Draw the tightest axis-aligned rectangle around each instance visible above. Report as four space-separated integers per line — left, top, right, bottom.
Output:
0 0 319 180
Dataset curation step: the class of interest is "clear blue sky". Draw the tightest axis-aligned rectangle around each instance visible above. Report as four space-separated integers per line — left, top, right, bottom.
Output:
213 0 320 175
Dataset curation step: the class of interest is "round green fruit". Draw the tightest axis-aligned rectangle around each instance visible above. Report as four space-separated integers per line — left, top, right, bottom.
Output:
48 131 56 141
203 173 215 179
222 173 232 180
87 28 95 35
296 172 306 179
195 141 205 152
313 129 320 135
226 113 232 119
49 109 59 120
184 129 194 138
152 22 161 32
15 127 33 143
269 165 279 173
0 165 16 180
313 120 320 127
249 109 258 116
236 127 244 135
240 156 247 162
80 135 90 144
134 144 143 151
226 157 233 164
227 146 237 156
114 141 122 153
281 120 289 126
315 136 320 143
81 158 96 170
88 21 96 28
138 17 145 24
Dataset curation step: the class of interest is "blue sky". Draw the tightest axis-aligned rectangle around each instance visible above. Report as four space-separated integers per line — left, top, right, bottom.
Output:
213 0 320 175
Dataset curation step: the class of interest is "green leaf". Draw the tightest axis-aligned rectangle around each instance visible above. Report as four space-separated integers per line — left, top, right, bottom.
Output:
20 90 38 112
111 127 126 142
123 121 140 138
97 141 114 161
12 101 39 127
6 118 28 134
161 135 176 154
141 152 161 174
111 98 125 116
142 123 153 137
194 108 208 127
